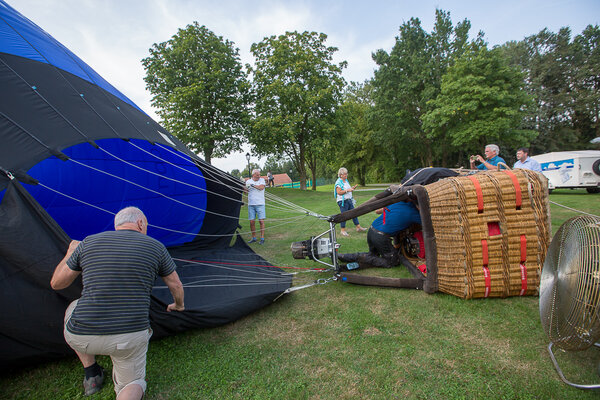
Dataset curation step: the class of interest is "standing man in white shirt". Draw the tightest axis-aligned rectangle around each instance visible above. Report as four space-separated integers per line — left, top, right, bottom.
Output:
245 169 266 244
513 147 542 172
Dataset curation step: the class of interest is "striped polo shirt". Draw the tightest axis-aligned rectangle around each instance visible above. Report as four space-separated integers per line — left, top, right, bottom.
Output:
66 229 176 335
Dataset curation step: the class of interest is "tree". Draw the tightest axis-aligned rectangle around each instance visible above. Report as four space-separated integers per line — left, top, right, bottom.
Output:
248 31 346 190
263 156 300 181
423 47 536 158
332 81 378 186
142 22 251 164
371 10 481 175
241 162 260 179
500 26 600 155
571 25 600 146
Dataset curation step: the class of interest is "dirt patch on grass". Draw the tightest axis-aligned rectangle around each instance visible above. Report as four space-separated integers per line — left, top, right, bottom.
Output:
363 326 382 336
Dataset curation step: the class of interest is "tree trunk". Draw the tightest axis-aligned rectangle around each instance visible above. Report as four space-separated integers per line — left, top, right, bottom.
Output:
299 143 307 190
203 143 213 165
359 165 366 186
425 139 433 167
306 153 318 191
299 167 307 190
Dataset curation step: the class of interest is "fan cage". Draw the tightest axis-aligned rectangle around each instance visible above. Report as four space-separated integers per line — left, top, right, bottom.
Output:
540 215 600 351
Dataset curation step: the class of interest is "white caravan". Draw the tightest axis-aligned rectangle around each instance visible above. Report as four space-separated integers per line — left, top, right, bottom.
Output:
530 150 600 193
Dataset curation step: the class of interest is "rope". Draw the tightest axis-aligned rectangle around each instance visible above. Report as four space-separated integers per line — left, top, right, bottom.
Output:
550 200 600 218
129 141 244 195
175 258 328 272
154 143 245 190
97 145 244 205
36 181 311 237
2 55 318 220
163 257 333 292
67 158 241 220
0 13 158 144
140 143 316 216
102 142 311 217
0 58 92 144
154 143 318 215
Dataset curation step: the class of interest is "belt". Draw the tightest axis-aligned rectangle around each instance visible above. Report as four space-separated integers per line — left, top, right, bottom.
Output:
369 226 391 237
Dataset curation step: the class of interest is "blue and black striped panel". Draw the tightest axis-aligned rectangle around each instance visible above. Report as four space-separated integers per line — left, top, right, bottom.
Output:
25 138 207 247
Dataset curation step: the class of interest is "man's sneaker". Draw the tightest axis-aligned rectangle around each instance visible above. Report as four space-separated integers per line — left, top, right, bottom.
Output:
248 237 257 243
259 238 265 245
83 368 104 396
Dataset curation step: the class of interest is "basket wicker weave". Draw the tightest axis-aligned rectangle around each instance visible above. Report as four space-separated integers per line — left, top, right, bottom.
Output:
424 169 550 299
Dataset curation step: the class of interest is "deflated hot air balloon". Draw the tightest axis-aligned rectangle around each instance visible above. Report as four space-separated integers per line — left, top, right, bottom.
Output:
0 0 291 370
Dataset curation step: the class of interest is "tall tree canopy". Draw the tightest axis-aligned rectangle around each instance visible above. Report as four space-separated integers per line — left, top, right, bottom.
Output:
423 47 535 156
371 10 480 175
501 25 600 155
142 22 250 164
248 31 346 190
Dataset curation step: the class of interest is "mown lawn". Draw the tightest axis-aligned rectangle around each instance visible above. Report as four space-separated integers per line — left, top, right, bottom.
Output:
1 187 599 399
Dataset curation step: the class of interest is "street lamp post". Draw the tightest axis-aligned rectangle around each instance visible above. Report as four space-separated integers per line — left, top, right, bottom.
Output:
246 153 251 179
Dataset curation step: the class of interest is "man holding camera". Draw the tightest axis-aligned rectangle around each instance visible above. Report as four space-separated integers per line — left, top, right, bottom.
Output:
470 144 506 170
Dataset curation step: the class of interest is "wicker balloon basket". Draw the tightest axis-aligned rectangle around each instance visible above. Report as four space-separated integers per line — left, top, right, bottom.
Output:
424 169 550 299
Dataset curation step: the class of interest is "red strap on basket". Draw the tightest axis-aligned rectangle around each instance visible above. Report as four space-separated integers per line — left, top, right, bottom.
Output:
519 264 528 296
481 239 490 298
483 266 491 298
519 234 527 295
504 170 522 209
481 239 489 266
468 175 484 213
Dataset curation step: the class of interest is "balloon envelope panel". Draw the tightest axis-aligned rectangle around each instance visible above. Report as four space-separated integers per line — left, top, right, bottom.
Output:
25 138 207 246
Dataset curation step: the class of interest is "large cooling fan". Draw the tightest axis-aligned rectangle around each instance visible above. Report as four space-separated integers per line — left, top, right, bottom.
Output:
540 215 600 389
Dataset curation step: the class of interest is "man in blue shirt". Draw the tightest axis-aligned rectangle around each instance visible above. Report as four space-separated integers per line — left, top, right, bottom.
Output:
513 147 542 172
470 144 506 170
338 201 421 268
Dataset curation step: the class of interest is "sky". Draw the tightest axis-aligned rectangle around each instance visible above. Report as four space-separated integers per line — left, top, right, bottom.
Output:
8 0 600 173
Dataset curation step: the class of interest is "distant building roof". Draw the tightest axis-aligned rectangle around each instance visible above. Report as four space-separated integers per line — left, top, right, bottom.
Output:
243 173 292 186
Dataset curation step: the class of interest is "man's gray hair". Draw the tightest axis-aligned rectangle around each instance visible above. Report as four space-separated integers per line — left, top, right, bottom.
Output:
338 167 348 177
114 206 146 228
252 168 261 175
486 144 500 155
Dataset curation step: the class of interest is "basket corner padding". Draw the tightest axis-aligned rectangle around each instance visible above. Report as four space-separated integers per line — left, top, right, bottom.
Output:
412 185 438 294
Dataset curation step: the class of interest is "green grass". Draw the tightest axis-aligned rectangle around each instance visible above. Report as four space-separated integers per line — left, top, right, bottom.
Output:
1 187 599 399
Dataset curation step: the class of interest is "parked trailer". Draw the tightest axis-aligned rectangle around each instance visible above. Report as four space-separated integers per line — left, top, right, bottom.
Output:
530 150 600 193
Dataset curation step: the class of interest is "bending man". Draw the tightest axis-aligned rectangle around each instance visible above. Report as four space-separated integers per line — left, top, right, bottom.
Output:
338 201 421 269
51 206 184 399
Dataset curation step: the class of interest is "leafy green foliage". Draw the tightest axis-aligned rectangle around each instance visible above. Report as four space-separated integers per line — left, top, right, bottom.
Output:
332 82 379 186
248 31 346 189
423 47 536 155
371 10 483 176
142 23 251 163
501 25 600 156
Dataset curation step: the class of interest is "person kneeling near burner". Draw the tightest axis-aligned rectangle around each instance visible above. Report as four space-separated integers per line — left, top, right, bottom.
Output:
338 201 421 269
